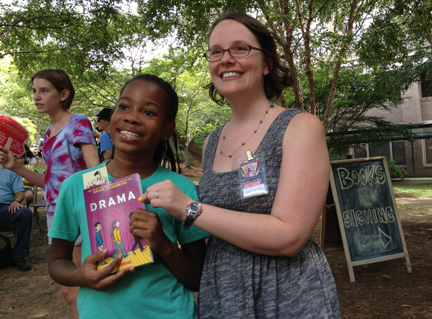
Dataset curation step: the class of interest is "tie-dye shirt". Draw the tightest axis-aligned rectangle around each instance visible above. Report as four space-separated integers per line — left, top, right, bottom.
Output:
43 114 95 215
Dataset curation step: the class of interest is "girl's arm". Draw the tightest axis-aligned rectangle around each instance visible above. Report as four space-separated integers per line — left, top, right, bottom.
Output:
129 209 207 291
157 239 206 292
80 143 100 168
143 113 329 257
48 238 133 291
0 147 44 188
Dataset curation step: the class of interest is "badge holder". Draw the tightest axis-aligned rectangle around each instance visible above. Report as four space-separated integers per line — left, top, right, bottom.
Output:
238 150 269 199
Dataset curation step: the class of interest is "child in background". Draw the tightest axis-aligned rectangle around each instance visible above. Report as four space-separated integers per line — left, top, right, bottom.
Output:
0 69 100 318
47 74 208 319
24 144 38 169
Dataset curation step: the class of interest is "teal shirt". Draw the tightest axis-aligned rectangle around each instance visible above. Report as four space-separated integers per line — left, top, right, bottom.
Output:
49 163 209 319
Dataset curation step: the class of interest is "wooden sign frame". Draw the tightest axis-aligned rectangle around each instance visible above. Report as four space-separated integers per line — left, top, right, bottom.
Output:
326 157 412 282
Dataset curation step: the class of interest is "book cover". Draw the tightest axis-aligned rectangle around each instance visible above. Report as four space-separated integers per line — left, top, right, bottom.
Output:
83 173 154 273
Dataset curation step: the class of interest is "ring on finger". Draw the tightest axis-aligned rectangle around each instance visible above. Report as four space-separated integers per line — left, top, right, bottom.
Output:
155 191 159 199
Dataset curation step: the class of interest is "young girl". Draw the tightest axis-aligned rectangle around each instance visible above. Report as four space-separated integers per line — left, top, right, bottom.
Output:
47 74 208 319
0 69 100 318
24 144 38 169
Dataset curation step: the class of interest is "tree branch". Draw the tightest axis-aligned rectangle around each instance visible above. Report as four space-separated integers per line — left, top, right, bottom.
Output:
323 0 359 130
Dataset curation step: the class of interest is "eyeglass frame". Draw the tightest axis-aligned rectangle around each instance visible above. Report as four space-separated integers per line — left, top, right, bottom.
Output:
203 44 266 62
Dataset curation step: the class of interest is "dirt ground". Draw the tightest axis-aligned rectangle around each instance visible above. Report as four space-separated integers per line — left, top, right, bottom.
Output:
0 168 431 319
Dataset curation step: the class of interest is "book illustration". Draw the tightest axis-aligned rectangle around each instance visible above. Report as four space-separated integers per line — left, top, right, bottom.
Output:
83 173 153 273
82 166 109 189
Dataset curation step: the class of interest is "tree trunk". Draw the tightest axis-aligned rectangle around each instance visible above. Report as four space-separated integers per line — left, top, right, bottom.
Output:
323 0 358 130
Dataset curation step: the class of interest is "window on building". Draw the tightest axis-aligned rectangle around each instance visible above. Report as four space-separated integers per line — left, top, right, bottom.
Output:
369 142 391 159
353 141 407 166
391 140 406 166
424 138 432 165
354 143 367 158
420 72 432 98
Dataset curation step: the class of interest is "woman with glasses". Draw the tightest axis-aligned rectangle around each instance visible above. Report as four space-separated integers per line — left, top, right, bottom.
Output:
140 12 340 318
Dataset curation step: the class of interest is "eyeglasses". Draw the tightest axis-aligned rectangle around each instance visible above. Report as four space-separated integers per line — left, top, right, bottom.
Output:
203 44 265 62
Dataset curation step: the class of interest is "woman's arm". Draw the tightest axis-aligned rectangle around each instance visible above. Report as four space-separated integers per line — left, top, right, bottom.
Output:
80 143 100 168
144 113 329 257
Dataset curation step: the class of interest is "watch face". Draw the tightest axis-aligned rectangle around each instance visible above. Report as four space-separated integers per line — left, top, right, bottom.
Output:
190 203 200 213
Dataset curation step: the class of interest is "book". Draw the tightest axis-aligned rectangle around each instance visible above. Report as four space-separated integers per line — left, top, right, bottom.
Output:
83 172 154 273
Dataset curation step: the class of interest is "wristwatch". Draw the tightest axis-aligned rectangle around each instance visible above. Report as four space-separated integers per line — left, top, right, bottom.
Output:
183 201 202 230
14 198 23 204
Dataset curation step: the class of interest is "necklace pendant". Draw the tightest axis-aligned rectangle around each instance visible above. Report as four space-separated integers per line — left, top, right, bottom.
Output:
220 101 273 159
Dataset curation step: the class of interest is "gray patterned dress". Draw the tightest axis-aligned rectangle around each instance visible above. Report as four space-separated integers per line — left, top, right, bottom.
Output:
197 108 341 319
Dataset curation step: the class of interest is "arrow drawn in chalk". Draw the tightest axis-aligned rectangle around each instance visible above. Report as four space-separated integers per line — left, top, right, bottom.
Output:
378 227 392 249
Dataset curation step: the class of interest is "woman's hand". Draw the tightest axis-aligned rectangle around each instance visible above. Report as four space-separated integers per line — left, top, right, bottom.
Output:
77 250 134 291
139 180 192 222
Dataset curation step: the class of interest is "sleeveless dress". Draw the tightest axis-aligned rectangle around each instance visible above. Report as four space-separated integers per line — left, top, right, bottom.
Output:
197 108 341 319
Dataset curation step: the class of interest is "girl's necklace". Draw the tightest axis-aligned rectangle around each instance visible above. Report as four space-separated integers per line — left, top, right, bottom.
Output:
219 102 274 158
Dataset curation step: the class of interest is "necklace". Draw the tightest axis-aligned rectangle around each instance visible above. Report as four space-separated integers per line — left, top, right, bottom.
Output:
220 102 274 158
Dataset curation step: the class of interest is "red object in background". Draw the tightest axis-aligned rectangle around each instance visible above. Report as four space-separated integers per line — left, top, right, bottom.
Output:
0 114 29 155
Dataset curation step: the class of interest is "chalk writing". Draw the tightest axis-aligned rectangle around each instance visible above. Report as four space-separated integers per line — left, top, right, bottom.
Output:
337 164 386 190
342 206 396 228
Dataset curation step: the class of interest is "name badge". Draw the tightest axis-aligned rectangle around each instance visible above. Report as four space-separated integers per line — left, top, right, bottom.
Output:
239 150 269 199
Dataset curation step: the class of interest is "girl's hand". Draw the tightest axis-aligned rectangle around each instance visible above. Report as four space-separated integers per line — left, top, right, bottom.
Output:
139 180 192 222
77 250 134 291
129 209 172 255
0 146 16 170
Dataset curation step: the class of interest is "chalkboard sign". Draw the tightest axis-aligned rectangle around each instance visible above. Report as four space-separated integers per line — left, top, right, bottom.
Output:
328 157 411 282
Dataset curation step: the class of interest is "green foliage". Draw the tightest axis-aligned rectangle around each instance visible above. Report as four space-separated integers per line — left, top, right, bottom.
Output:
12 117 37 145
0 0 135 76
329 153 344 161
318 66 414 154
392 182 432 198
387 160 408 180
1 0 431 161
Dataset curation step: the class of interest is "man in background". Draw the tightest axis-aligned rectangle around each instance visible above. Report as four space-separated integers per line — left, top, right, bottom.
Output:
95 108 113 162
36 138 44 159
0 168 33 271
